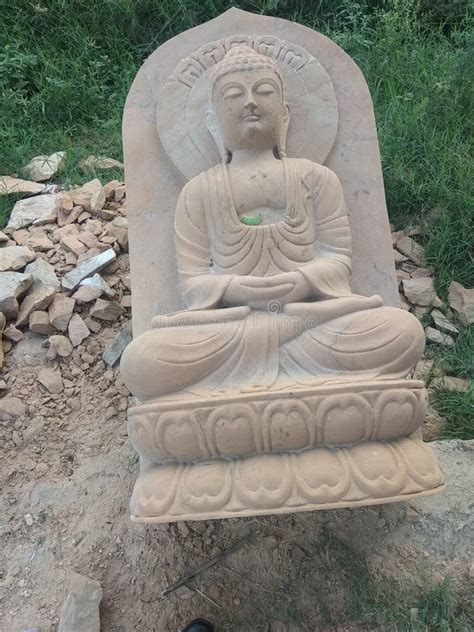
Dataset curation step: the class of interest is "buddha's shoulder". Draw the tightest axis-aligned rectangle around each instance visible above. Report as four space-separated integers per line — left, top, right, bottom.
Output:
289 158 340 185
179 164 223 197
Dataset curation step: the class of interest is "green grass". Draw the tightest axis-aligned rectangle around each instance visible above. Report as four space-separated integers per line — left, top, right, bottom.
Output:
0 1 472 294
214 529 473 630
435 388 474 439
426 325 474 438
0 0 472 422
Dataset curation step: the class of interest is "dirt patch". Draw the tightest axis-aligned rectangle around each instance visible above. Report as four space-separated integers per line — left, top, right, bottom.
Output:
1 333 472 632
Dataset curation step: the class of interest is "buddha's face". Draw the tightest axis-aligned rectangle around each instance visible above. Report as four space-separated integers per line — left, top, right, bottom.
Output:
210 68 289 153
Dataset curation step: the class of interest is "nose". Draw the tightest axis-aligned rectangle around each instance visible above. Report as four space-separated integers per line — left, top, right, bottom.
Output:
244 88 257 109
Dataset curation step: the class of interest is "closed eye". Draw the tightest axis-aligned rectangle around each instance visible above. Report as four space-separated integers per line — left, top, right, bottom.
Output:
255 83 276 96
223 87 244 99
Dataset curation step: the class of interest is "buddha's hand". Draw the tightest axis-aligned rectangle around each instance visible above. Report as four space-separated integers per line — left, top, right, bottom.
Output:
222 274 296 308
262 271 312 305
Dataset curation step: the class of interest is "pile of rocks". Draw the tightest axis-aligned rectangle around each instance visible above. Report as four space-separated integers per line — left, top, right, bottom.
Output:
392 227 473 346
392 225 472 439
0 158 130 379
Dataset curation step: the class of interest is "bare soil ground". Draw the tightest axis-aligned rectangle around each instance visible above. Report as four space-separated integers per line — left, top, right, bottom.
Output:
1 325 472 631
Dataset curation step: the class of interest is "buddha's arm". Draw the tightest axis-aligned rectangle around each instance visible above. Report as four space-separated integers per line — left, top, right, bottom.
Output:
175 178 233 310
299 165 353 298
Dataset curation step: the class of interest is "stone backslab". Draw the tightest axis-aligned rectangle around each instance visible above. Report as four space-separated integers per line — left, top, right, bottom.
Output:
123 8 399 336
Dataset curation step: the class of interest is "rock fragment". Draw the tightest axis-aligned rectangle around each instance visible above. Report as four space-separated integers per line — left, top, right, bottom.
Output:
393 249 408 264
422 407 446 442
6 194 60 231
0 176 46 196
431 309 459 335
80 155 124 171
25 230 55 252
0 272 33 319
58 570 102 632
103 179 124 199
37 367 63 394
48 335 73 357
72 284 103 303
90 298 124 321
61 248 116 291
448 281 474 325
81 273 115 298
24 151 65 182
103 323 132 367
76 232 99 249
443 376 470 391
0 396 26 418
48 295 75 331
105 217 128 251
69 179 105 213
60 234 86 256
24 258 60 291
16 286 57 328
68 313 90 347
16 260 60 327
425 326 454 347
396 235 426 266
29 311 54 335
4 324 23 343
0 246 36 272
402 277 442 307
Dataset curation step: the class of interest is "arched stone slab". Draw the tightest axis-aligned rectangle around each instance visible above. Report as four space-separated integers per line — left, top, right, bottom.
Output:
123 8 398 337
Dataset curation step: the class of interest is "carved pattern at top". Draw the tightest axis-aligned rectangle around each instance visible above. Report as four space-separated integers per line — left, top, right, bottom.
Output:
170 34 312 88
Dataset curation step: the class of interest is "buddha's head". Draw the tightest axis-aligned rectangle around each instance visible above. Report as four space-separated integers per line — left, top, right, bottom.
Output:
207 46 290 162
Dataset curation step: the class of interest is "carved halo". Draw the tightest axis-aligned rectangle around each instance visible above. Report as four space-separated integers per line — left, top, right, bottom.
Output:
157 34 339 180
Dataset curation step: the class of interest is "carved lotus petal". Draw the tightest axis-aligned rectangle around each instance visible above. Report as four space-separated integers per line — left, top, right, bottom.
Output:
181 460 232 512
235 454 293 508
375 390 420 440
208 404 256 457
349 442 406 497
264 400 311 452
318 394 371 445
131 463 181 518
161 412 203 461
296 448 350 502
396 438 444 488
128 413 157 459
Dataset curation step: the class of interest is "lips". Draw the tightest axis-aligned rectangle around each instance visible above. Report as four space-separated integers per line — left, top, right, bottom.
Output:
243 114 260 121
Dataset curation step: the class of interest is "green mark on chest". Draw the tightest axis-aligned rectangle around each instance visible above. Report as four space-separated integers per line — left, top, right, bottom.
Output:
239 213 263 226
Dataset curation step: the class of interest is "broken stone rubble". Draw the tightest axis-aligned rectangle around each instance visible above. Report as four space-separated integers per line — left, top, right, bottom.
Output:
0 176 46 197
6 194 61 231
23 151 66 182
58 570 102 632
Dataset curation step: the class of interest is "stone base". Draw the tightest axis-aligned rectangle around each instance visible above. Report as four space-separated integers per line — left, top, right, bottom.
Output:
130 436 444 523
128 379 427 463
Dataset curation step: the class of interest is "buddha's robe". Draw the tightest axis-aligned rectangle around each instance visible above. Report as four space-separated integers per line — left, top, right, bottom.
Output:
121 158 424 401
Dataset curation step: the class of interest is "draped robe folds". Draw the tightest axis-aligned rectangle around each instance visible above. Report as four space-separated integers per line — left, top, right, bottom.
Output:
122 158 424 400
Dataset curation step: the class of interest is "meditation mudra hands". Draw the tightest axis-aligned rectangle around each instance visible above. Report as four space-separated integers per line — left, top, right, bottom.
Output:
222 270 311 308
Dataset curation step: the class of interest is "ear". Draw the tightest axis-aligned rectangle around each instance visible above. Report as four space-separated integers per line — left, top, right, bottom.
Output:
206 109 218 142
283 101 291 126
277 102 291 158
206 109 229 163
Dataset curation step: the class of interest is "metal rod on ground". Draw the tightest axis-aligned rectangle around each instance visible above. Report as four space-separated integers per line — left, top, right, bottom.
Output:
162 530 259 597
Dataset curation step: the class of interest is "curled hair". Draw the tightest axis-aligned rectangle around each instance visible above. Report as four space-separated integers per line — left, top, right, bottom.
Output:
210 45 283 100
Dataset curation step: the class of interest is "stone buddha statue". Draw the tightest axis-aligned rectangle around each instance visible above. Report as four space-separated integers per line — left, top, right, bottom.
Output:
121 46 424 401
122 26 444 523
